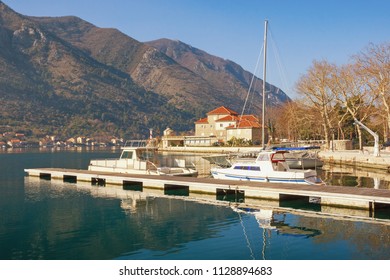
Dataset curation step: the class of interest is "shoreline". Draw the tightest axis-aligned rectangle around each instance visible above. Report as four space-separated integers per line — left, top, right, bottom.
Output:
159 146 262 154
318 150 390 172
3 145 390 172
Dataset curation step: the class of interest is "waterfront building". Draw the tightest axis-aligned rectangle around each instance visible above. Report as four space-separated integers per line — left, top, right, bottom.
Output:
194 106 261 145
162 106 262 147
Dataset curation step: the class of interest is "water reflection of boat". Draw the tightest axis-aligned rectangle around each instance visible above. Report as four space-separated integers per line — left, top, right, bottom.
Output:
233 206 322 237
210 150 323 185
120 197 153 213
88 140 198 177
272 219 322 238
233 205 322 260
232 206 275 229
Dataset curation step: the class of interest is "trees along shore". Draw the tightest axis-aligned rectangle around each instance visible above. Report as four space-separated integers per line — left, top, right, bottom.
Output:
270 42 389 150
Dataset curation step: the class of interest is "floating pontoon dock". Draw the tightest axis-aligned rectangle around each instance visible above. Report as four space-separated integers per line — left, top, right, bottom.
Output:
24 168 390 215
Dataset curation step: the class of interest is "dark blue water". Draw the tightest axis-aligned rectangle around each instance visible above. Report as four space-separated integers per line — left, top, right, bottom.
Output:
1 149 390 260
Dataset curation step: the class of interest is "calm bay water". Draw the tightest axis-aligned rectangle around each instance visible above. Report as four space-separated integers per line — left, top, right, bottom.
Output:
1 148 390 260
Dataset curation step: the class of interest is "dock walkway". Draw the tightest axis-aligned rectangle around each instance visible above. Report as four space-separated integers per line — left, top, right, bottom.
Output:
25 168 390 215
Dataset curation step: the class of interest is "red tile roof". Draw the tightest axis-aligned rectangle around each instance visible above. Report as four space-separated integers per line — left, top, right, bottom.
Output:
227 119 261 129
195 117 208 124
195 106 260 128
240 115 259 122
216 115 239 122
207 106 238 116
216 114 259 122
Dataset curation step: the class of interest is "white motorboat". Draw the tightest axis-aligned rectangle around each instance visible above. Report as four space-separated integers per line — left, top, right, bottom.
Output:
88 140 198 177
210 150 323 185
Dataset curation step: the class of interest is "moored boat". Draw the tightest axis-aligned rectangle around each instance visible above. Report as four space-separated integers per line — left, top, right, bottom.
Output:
88 140 198 177
210 150 323 185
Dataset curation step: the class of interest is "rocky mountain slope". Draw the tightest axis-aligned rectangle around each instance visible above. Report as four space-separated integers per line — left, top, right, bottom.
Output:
146 38 290 112
0 1 289 139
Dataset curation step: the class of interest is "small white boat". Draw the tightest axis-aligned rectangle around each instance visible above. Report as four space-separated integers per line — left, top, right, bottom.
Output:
210 150 323 185
88 140 198 177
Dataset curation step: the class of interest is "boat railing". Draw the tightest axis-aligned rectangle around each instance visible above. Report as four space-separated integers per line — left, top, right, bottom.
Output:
89 158 135 169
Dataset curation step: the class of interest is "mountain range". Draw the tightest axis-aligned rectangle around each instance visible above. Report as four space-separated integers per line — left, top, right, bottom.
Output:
0 1 290 139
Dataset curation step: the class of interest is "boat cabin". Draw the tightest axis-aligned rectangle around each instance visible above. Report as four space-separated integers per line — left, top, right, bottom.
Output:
120 146 158 162
116 140 158 171
256 150 290 172
228 151 290 173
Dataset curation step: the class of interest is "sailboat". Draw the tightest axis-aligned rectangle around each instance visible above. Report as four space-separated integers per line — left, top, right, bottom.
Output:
210 21 323 185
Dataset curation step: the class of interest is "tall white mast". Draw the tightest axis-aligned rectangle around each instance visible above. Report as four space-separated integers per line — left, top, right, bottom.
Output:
262 20 268 149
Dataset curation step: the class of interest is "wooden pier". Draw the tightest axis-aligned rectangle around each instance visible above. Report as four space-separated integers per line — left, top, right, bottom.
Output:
24 168 390 217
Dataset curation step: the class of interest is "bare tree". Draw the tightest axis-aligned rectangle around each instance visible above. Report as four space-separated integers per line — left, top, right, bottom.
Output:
274 99 322 142
276 101 301 141
296 60 337 148
333 63 378 149
354 42 390 141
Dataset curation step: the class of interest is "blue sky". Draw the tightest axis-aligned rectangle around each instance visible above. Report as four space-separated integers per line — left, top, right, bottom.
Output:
2 0 390 98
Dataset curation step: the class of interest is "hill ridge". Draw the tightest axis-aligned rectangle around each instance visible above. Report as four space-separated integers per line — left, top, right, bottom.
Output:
0 1 289 140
